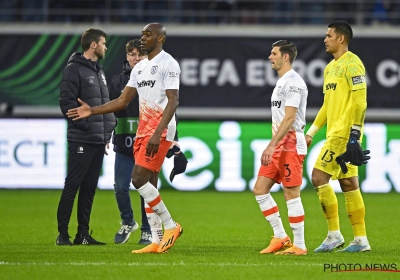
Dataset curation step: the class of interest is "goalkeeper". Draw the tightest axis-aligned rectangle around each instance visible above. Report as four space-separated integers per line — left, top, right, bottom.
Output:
305 21 371 253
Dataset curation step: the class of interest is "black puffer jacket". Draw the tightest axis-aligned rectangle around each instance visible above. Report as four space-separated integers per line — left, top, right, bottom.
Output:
59 52 116 144
108 61 139 154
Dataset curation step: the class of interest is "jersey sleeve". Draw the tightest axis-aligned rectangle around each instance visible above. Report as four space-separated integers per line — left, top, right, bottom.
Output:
163 59 180 90
346 59 366 92
283 82 302 108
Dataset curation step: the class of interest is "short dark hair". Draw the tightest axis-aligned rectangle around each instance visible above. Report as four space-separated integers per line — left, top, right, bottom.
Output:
81 28 107 51
126 39 144 54
271 40 297 64
328 21 353 43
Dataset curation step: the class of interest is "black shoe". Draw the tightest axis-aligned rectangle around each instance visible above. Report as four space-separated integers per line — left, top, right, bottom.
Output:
56 234 73 246
73 231 106 245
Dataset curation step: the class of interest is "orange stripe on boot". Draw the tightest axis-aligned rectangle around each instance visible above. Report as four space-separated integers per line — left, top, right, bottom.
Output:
148 195 162 208
262 206 279 217
289 215 304 223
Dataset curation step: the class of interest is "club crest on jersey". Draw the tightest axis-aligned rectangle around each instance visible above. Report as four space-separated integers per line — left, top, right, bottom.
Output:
151 65 158 75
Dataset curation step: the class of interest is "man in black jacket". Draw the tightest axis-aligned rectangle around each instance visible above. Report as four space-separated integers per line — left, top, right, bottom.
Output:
57 28 116 246
108 39 151 245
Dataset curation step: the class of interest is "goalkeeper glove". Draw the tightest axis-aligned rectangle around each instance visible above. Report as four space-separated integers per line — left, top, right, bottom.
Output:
346 125 367 166
336 150 370 174
166 145 180 158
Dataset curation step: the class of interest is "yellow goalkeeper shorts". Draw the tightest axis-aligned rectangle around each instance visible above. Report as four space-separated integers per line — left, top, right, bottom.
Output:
314 137 358 180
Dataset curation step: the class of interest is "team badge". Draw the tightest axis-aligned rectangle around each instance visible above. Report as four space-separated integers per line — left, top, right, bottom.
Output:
86 76 94 84
77 146 84 154
151 65 158 75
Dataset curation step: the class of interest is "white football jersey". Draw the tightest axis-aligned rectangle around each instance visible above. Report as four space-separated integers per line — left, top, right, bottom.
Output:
127 50 180 141
270 69 308 155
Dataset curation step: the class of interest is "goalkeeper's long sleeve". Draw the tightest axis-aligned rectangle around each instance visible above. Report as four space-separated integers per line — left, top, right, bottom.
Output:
351 88 367 127
312 101 327 129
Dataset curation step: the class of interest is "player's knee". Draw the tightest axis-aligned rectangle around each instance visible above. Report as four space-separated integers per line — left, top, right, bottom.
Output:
310 170 330 188
253 187 262 196
131 176 144 189
311 175 326 189
283 186 300 200
339 178 359 192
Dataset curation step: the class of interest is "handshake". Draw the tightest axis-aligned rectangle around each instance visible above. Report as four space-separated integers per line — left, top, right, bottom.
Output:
336 126 371 174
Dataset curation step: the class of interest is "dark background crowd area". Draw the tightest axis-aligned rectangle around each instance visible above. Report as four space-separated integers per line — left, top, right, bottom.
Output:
1 0 400 25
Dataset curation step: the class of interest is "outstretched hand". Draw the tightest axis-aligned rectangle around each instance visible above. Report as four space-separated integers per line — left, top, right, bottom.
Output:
66 98 92 120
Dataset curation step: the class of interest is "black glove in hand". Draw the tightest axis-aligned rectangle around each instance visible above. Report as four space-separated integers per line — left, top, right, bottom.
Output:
346 142 365 166
336 153 349 174
360 149 371 164
336 150 371 174
166 145 180 158
346 127 364 165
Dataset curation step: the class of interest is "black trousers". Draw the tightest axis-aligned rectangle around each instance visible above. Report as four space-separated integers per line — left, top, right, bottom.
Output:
57 141 105 236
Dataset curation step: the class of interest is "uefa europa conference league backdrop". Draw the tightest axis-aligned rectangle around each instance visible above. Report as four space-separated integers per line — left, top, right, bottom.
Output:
0 119 399 193
0 35 399 108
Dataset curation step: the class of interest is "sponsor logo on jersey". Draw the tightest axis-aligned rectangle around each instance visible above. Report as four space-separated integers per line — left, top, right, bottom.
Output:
77 146 84 154
271 100 282 108
352 75 366 85
325 83 337 90
168 72 178 78
138 70 142 75
137 80 156 88
288 86 300 93
151 65 158 75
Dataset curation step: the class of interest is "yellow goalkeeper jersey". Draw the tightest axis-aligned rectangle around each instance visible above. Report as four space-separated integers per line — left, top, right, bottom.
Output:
321 51 367 139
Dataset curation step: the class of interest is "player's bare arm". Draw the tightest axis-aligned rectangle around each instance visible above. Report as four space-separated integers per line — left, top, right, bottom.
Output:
261 106 297 166
67 86 138 120
146 89 179 157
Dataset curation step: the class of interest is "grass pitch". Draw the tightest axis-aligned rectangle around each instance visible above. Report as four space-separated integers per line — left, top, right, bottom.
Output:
0 189 399 280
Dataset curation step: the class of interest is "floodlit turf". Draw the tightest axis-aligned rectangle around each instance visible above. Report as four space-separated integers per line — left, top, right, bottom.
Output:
0 189 399 280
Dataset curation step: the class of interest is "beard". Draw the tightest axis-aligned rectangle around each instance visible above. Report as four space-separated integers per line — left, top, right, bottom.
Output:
94 48 105 60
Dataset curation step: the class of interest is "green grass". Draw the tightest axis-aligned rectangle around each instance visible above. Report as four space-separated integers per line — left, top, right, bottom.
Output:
0 189 399 280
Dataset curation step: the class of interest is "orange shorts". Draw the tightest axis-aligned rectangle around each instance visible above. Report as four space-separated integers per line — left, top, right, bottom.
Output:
133 136 171 172
258 150 305 187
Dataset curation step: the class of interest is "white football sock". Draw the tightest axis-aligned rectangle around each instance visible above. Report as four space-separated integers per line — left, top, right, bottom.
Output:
137 182 175 230
255 193 286 239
